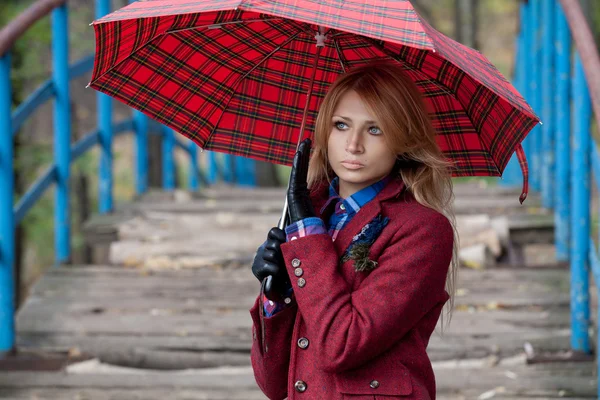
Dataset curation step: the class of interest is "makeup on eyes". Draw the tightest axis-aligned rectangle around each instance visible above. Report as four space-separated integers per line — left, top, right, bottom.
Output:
332 118 382 135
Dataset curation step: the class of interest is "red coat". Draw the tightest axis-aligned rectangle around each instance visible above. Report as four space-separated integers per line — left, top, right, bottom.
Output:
249 176 454 400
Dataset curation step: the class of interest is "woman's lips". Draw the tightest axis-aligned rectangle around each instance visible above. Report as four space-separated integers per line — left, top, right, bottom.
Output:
341 161 364 170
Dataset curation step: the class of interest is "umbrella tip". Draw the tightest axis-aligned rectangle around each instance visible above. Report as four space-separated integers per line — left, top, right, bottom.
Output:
85 82 91 89
539 120 543 126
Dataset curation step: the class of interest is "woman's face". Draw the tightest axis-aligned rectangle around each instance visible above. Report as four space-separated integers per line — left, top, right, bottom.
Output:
327 90 397 199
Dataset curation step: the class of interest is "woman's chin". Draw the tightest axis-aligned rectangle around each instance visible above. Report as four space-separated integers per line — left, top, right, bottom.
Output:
336 170 369 184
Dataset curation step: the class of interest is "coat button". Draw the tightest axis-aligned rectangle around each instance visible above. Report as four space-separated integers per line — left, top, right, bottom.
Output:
292 258 301 267
297 337 309 349
294 267 303 277
294 380 307 392
297 278 306 288
370 380 380 389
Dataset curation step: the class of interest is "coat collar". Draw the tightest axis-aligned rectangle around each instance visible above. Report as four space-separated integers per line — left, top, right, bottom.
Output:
309 175 407 255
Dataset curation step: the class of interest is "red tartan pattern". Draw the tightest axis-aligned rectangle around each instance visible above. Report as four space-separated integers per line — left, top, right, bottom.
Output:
90 0 539 181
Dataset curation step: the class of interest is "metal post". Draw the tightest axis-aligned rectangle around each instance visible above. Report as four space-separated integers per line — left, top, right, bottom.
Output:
223 154 233 183
188 141 199 191
96 0 113 213
133 110 148 195
52 5 71 264
541 0 556 208
235 156 247 186
162 126 175 191
530 0 543 192
554 0 571 261
570 52 591 354
500 12 525 187
521 1 532 172
0 52 15 354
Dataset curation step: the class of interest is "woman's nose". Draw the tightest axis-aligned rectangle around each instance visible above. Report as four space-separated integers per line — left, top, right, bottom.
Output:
345 130 364 153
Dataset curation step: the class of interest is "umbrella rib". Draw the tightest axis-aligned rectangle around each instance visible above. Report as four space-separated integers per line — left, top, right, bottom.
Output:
361 36 501 175
203 25 309 148
166 17 284 35
89 17 284 88
332 37 348 73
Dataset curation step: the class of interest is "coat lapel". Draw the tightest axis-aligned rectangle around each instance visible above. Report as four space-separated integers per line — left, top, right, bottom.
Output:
309 176 407 257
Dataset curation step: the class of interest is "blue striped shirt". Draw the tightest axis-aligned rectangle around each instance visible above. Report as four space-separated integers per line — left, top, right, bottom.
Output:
263 174 392 317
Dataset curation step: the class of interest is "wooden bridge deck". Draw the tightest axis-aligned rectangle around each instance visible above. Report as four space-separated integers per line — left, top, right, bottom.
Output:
0 183 595 399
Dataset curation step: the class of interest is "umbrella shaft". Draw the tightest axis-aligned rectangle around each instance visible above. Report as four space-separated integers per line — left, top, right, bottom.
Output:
279 36 324 231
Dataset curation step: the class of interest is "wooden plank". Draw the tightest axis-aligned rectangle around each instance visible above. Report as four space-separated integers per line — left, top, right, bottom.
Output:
0 362 593 397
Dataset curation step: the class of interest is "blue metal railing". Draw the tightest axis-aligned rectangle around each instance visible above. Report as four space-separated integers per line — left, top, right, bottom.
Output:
505 0 600 395
0 0 258 354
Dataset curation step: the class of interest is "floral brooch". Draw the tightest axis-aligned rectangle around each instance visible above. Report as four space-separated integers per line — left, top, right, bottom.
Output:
340 214 390 272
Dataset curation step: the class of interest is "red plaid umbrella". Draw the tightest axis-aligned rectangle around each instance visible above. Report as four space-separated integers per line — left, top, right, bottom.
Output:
89 0 538 204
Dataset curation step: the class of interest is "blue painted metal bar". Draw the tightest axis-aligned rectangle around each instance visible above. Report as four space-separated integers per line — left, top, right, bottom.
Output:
208 151 218 184
162 126 176 191
71 130 100 161
96 0 113 214
0 53 15 353
20 117 142 225
70 55 95 80
522 1 533 170
188 142 199 191
570 52 591 354
14 166 58 225
113 119 135 136
541 0 556 208
52 5 71 265
11 81 54 136
133 111 148 195
12 55 94 136
519 1 532 177
173 136 191 155
530 0 543 192
223 154 233 183
234 156 247 186
234 156 257 187
554 0 571 261
500 17 524 187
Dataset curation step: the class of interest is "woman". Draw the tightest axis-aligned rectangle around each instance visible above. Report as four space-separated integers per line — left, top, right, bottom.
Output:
249 60 459 400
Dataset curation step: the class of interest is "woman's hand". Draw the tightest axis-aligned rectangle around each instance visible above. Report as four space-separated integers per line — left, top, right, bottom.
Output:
251 227 291 300
287 138 316 223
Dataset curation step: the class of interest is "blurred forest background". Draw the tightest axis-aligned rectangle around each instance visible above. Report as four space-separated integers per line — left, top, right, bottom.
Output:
1 0 599 304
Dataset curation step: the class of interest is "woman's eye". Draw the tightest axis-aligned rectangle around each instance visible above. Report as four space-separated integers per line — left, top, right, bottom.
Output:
369 126 382 135
334 121 348 130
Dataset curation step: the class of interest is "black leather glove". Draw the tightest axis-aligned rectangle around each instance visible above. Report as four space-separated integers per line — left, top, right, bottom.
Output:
251 227 291 301
288 138 316 223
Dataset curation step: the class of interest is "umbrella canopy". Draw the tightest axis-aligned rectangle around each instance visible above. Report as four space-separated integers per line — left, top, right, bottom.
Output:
90 0 538 201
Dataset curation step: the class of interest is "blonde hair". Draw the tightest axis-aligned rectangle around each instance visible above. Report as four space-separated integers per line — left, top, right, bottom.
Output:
307 60 460 333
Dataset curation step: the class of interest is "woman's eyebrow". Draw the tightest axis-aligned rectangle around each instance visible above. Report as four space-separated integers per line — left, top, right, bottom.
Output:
333 115 377 124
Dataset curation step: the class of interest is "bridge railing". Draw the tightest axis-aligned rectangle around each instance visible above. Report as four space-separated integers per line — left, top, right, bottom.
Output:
505 0 599 394
0 0 257 354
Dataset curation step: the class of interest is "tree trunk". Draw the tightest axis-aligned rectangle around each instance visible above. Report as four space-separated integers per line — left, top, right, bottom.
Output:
148 134 163 188
455 0 463 43
255 161 280 187
456 0 479 49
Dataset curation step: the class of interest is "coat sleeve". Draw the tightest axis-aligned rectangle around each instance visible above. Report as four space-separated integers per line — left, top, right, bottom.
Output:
249 283 298 400
279 211 454 373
